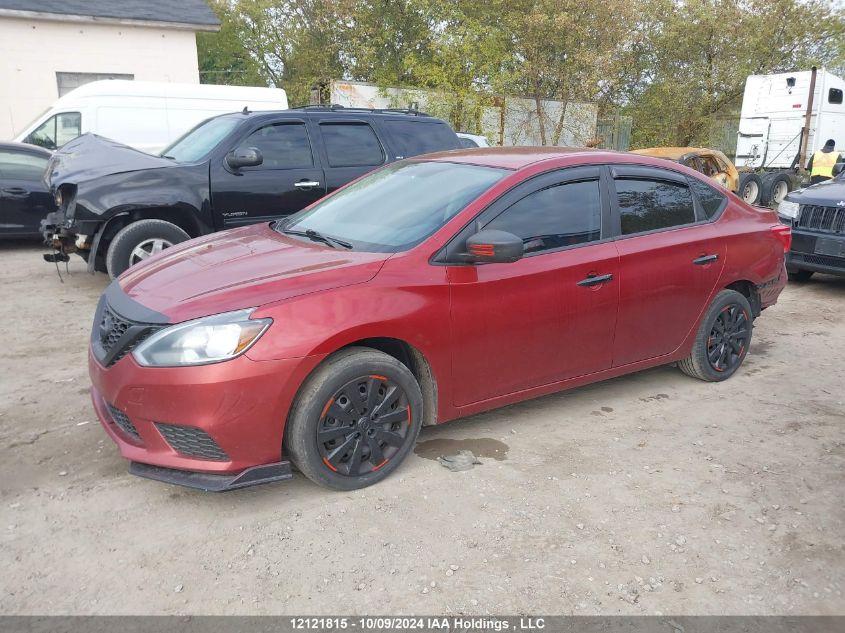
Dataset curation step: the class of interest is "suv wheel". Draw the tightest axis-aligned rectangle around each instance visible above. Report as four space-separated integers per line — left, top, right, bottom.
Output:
678 289 753 382
105 220 189 279
285 347 423 490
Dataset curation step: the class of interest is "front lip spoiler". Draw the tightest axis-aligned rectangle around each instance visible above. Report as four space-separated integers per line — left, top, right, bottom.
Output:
129 460 293 492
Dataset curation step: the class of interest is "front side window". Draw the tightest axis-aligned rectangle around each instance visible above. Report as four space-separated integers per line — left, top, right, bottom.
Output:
160 116 241 162
280 161 507 252
0 151 49 180
241 123 313 169
27 112 81 150
320 123 384 167
484 180 602 254
616 178 696 235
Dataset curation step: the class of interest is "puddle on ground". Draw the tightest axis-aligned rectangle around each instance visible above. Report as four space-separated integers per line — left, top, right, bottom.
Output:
414 437 509 461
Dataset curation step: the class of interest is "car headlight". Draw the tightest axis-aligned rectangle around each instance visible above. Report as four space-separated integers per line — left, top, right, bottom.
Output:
132 308 272 367
777 199 800 219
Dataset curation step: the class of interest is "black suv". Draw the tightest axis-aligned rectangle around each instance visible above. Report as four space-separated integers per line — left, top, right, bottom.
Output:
777 161 845 281
42 107 461 278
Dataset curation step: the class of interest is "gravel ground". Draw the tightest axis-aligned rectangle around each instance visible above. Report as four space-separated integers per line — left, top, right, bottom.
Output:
0 242 843 615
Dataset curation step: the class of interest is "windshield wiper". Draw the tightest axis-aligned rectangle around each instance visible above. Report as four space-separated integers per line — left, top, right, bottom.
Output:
282 227 352 249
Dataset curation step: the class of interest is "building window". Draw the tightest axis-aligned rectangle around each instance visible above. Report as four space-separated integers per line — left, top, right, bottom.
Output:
56 72 134 97
829 88 843 105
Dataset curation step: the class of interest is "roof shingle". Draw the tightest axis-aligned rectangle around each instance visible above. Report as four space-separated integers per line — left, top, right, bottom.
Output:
0 0 220 27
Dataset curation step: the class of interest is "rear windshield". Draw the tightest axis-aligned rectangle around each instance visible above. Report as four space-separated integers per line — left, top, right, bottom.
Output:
160 116 241 162
279 161 508 252
383 120 460 158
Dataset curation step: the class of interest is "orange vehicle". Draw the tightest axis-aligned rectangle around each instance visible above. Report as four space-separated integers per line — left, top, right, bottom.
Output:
632 147 740 196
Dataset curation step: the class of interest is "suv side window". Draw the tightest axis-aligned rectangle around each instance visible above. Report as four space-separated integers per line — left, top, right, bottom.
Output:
484 179 602 255
687 176 727 219
382 120 459 158
319 122 384 167
615 178 696 235
241 122 313 169
0 151 49 180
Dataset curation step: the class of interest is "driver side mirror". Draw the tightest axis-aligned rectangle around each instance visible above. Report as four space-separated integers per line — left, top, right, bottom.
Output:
465 229 523 264
225 147 263 170
833 162 844 177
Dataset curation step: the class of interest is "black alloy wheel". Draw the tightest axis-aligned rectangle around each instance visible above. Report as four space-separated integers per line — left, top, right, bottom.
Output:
317 375 412 476
707 304 750 373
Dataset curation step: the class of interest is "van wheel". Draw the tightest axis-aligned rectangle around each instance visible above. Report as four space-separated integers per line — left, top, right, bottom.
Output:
678 289 753 382
105 220 189 279
284 347 423 490
737 173 763 204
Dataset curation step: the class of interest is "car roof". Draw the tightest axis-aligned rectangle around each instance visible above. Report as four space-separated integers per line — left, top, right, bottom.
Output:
418 146 629 170
217 109 451 124
0 141 52 156
631 147 717 159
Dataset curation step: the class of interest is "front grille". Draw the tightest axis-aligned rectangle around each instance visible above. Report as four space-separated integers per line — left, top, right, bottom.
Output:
796 205 845 234
797 253 845 268
155 423 230 461
97 304 160 366
106 402 142 442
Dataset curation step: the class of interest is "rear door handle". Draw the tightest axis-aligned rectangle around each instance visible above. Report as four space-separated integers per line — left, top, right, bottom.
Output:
577 273 613 287
294 180 321 189
692 254 719 265
2 187 27 195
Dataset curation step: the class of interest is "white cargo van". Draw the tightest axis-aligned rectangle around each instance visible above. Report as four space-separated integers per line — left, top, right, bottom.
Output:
13 80 288 154
734 68 844 204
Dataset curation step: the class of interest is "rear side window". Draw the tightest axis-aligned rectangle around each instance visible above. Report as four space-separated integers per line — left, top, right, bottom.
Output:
320 123 384 167
615 178 696 235
383 120 460 158
688 177 727 219
242 123 313 169
484 180 602 254
0 150 49 180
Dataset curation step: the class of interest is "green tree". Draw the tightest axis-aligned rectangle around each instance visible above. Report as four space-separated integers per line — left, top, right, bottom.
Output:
197 0 265 86
625 0 845 148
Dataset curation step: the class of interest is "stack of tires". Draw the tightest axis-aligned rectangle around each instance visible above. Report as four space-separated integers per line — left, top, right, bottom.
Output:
737 172 793 206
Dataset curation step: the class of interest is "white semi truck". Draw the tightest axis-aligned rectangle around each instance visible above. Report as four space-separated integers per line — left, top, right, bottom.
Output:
734 67 845 205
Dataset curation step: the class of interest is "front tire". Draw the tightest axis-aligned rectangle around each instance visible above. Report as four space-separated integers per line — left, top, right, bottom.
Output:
284 347 424 490
105 219 189 279
678 289 753 382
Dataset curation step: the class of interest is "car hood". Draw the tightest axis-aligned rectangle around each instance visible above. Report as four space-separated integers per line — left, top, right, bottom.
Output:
44 133 175 190
787 177 845 206
118 223 391 322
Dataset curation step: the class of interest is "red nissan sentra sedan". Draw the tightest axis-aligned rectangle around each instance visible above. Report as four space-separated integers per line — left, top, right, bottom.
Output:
88 148 790 491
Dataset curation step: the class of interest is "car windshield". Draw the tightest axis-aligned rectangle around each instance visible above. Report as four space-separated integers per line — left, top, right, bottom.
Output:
278 161 508 252
160 116 241 162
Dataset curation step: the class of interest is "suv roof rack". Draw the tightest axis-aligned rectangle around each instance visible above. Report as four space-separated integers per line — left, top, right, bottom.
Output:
293 104 431 117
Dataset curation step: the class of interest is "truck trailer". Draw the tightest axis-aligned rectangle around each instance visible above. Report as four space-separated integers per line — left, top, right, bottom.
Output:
734 67 844 205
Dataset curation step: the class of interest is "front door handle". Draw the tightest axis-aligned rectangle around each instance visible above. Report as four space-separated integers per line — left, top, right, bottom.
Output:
294 180 321 189
692 254 719 265
2 187 27 195
577 273 613 287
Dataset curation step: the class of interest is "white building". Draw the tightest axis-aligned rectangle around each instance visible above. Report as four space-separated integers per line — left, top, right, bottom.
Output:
0 0 220 140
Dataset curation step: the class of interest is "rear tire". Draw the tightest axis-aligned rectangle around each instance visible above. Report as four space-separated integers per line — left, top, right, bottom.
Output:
788 269 814 282
678 289 753 382
105 219 189 279
284 347 424 490
761 172 791 206
737 173 763 205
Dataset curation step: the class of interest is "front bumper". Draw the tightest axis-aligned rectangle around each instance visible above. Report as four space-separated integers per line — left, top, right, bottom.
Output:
89 347 323 489
787 229 845 277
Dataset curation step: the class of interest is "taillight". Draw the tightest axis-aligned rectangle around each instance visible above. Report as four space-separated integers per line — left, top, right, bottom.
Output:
770 224 791 253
